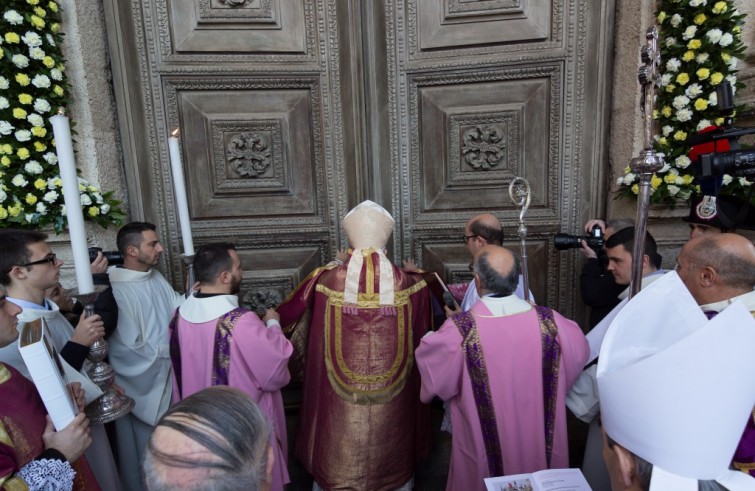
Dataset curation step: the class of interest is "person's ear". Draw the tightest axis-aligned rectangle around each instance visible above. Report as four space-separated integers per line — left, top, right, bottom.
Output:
699 265 717 287
614 444 638 488
473 273 482 292
218 270 231 285
9 265 28 281
126 244 138 257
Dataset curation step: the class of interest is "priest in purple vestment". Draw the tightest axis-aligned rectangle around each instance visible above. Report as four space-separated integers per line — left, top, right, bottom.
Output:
416 245 588 490
168 243 293 491
277 200 432 491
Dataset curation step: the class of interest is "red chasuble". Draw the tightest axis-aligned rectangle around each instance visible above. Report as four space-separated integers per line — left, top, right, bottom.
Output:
0 363 99 490
278 249 432 490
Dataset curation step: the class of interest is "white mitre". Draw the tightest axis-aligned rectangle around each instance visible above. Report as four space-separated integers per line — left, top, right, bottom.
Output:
341 200 395 307
597 271 755 491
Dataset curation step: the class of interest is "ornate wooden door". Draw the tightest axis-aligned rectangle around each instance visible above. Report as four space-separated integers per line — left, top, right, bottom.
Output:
103 0 615 318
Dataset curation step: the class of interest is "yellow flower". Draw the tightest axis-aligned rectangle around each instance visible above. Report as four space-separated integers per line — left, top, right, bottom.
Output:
8 205 21 217
665 84 676 93
682 50 695 62
682 174 694 185
0 207 7 219
652 109 659 120
42 56 55 68
34 7 46 17
30 15 45 29
712 1 728 13
694 98 709 111
34 141 46 152
17 148 30 160
49 1 58 12
25 193 38 205
53 177 62 187
733 25 741 34
31 127 46 137
673 130 687 141
88 206 100 217
87 185 98 192
657 11 667 23
676 73 690 85
50 23 60 33
4 32 20 44
15 74 30 86
651 175 663 189
693 14 706 25
687 39 702 50
53 85 64 96
0 157 10 167
710 72 724 85
624 165 631 173
27 0 40 4
12 107 28 119
34 178 46 190
658 137 668 146
631 184 639 195
0 51 4 60
18 94 33 105
715 117 725 125
721 52 731 63
664 174 677 184
2 145 12 154
697 68 710 80
661 106 672 117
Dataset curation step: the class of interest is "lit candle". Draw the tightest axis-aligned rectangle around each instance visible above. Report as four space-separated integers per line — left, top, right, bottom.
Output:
168 128 194 256
50 110 95 294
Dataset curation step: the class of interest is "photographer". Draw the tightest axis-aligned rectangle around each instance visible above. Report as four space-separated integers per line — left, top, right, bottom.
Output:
577 218 633 329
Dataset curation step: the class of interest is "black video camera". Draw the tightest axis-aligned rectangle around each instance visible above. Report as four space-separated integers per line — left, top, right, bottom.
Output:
554 224 604 251
88 247 124 266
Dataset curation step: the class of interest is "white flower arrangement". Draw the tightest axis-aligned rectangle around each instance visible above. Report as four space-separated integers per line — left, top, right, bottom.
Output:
0 0 124 231
617 0 750 205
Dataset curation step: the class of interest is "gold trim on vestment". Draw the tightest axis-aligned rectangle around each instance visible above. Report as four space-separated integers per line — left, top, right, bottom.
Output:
0 475 30 491
0 364 10 385
315 280 426 307
365 249 375 296
0 420 12 448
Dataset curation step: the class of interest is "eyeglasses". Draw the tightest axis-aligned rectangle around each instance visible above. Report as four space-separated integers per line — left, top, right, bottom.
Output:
462 235 477 243
19 253 57 268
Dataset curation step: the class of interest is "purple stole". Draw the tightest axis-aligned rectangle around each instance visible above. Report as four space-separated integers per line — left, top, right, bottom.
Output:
452 305 561 476
169 307 247 398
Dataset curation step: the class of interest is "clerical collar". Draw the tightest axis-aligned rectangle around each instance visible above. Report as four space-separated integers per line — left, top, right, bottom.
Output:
479 294 532 317
194 292 226 298
699 290 755 314
6 296 51 311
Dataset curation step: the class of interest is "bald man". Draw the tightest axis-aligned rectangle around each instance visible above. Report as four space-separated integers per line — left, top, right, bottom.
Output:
416 246 588 489
455 214 531 311
676 233 755 476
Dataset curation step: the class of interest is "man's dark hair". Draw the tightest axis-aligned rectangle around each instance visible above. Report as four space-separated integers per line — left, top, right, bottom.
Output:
116 222 156 255
144 386 271 491
0 229 49 285
605 227 661 269
474 250 521 296
194 243 236 285
468 219 504 246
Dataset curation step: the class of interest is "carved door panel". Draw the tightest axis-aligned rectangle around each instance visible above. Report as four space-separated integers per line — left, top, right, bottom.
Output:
103 0 615 317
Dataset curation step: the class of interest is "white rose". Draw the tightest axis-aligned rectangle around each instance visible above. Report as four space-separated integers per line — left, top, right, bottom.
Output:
666 58 681 72
14 130 31 142
615 177 624 186
60 204 67 216
659 163 671 173
50 69 63 81
0 121 14 136
46 178 56 190
80 194 92 206
675 176 684 185
672 95 690 110
706 29 723 44
93 192 103 204
682 26 697 41
660 73 673 86
24 214 34 223
662 125 673 136
0 189 6 202
739 177 752 187
676 108 693 122
100 203 110 214
29 47 45 60
12 174 28 187
675 155 691 169
36 202 47 214
685 83 703 98
46 34 55 46
689 0 706 7
0 97 8 110
24 161 43 174
624 173 636 185
43 153 58 165
27 113 43 127
727 57 738 70
21 32 42 47
43 190 59 203
667 185 680 196
3 10 23 25
11 54 29 68
0 77 8 89
696 119 711 131
719 33 733 47
31 75 50 89
670 14 682 27
665 37 677 48
721 174 733 185
33 99 51 113
695 53 709 63
708 92 718 106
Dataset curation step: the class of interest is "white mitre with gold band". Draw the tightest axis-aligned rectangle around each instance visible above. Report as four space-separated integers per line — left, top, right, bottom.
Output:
597 271 755 491
341 200 395 306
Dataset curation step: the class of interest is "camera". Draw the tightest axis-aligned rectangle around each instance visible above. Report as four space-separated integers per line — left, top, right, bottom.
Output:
698 149 755 178
88 247 124 266
554 224 604 251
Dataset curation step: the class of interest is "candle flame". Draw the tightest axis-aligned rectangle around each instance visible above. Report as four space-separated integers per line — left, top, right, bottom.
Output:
170 128 180 138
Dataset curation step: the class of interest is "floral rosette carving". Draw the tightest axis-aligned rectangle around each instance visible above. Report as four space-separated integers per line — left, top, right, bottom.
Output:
616 0 750 207
0 0 124 231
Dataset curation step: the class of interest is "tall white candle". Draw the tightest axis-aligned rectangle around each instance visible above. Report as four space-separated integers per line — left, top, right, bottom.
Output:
168 129 194 256
50 112 95 294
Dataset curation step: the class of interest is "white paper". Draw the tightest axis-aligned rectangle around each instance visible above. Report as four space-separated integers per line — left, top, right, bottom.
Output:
168 135 194 256
485 468 591 491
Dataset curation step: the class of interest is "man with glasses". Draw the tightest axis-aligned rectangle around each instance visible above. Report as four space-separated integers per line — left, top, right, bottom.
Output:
0 229 120 489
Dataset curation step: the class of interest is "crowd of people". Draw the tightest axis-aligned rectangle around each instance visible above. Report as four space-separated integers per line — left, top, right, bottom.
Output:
0 195 753 491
